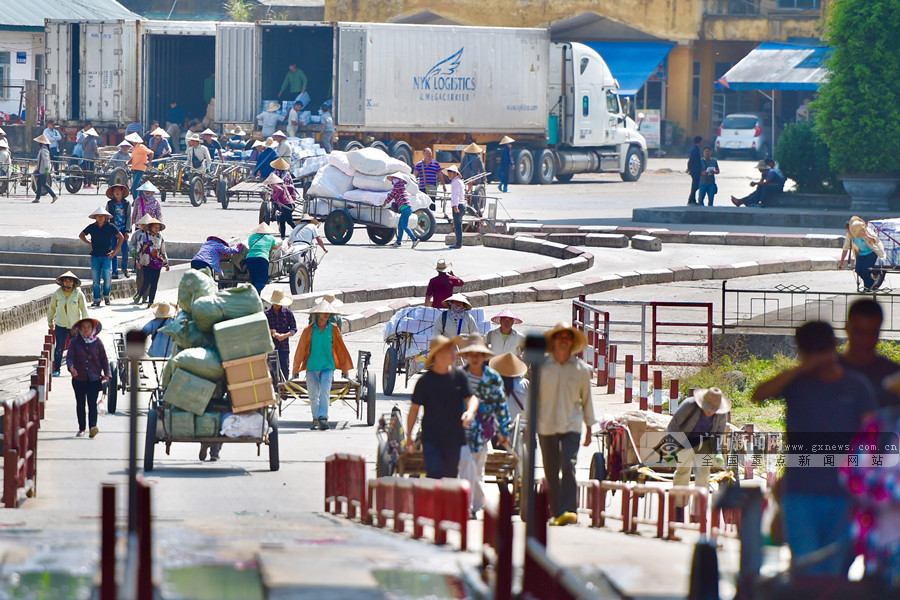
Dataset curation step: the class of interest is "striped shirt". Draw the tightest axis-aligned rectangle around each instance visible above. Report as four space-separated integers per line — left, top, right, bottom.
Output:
192 239 239 274
384 179 410 212
413 159 442 191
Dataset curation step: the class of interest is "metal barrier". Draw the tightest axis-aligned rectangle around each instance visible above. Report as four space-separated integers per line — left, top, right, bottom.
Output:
650 301 714 366
2 388 40 507
666 486 709 540
481 485 514 600
575 480 602 528
629 484 666 539
711 506 741 539
596 481 631 533
324 453 368 521
572 297 610 386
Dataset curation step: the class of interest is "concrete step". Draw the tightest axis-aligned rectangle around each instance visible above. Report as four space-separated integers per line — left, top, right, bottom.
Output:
631 205 885 230
0 259 191 290
0 250 95 267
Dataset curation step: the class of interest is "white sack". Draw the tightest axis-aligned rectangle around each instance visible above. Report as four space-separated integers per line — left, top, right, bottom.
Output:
343 188 389 206
327 151 356 177
352 172 393 192
347 147 412 176
220 412 270 438
307 165 354 199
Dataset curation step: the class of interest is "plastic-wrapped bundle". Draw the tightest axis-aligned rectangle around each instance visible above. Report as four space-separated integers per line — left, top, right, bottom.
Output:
871 219 900 267
346 147 412 176
220 412 270 438
177 269 217 314
307 165 354 199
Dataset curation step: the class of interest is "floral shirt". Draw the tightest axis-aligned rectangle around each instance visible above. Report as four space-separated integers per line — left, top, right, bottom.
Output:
136 232 167 268
132 194 162 224
464 365 511 453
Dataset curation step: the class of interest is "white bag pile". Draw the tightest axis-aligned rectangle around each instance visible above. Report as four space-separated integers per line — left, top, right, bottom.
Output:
383 307 491 351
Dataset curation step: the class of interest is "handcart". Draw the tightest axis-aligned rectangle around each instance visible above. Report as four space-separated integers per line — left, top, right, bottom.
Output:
432 175 511 234
130 157 229 207
867 218 900 291
275 350 377 426
305 195 436 246
218 238 321 295
106 331 168 415
381 329 430 396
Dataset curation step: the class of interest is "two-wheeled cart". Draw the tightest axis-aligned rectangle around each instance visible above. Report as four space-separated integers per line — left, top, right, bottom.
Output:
305 195 437 246
218 240 321 295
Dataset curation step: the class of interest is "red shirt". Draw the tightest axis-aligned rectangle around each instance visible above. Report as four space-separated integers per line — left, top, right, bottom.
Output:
426 272 464 308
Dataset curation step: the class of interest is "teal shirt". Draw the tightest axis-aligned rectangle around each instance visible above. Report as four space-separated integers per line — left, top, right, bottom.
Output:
280 68 308 95
307 324 336 371
247 233 276 260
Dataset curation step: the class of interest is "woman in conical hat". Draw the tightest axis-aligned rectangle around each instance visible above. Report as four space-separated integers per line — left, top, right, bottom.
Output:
33 134 57 203
268 157 298 238
67 316 110 439
47 271 90 376
246 222 278 294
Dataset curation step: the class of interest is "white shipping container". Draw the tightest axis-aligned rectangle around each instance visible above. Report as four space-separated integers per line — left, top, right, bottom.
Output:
44 21 72 122
337 23 549 134
81 21 139 125
215 22 258 124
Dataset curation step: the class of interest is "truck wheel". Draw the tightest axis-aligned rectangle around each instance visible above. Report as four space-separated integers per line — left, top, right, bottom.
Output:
342 140 364 152
412 208 436 241
620 146 644 182
368 140 388 153
389 140 414 167
217 177 229 209
366 372 377 426
366 226 395 245
555 173 574 183
533 149 556 185
513 149 534 184
143 408 157 472
324 209 354 245
188 175 205 206
289 262 311 294
383 347 398 396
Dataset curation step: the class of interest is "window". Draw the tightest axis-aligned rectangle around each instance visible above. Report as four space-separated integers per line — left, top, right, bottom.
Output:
0 53 9 100
606 90 620 114
776 0 820 8
582 95 589 117
580 57 589 75
692 61 701 122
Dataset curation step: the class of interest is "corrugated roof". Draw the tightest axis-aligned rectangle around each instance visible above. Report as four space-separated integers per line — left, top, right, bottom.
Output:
718 43 831 92
1 0 140 29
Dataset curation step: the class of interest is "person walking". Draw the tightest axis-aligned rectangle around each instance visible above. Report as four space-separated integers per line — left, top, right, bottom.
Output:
79 207 125 307
413 148 445 199
191 235 242 273
407 335 479 478
67 317 110 438
265 290 297 382
697 147 719 206
267 159 298 238
133 217 169 306
141 303 177 358
497 136 514 193
105 184 132 279
485 308 525 356
32 134 57 203
490 352 529 423
435 293 478 338
321 105 335 153
840 299 900 408
245 223 278 295
537 322 596 526
686 135 703 205
47 271 90 377
382 172 420 248
840 216 886 291
752 321 877 575
80 127 100 188
185 133 212 173
126 133 153 194
424 259 463 308
257 103 283 139
43 120 63 169
446 165 465 249
132 181 163 222
291 298 353 431
459 335 511 515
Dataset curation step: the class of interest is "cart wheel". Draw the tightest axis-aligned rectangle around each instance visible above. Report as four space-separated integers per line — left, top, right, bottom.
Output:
289 262 311 295
382 347 398 396
217 177 229 209
366 226 395 245
188 175 205 207
144 408 157 472
589 451 607 481
268 418 280 471
64 165 84 194
376 439 391 477
412 208 436 242
366 371 377 426
0 178 8 195
259 201 272 224
324 209 354 245
108 361 118 414
108 167 129 189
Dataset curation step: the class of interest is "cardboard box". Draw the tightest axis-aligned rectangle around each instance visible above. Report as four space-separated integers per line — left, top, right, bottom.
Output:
213 312 275 362
163 368 216 416
166 409 196 439
194 412 221 437
222 354 276 413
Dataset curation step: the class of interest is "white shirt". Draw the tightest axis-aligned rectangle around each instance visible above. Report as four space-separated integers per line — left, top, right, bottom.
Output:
536 355 596 436
0 149 10 172
434 310 478 337
256 111 282 138
276 140 292 161
505 377 529 423
484 327 525 357
288 223 320 246
450 176 464 207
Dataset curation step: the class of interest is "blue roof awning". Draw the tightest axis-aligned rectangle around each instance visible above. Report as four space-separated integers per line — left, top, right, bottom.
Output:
584 41 675 96
718 43 831 92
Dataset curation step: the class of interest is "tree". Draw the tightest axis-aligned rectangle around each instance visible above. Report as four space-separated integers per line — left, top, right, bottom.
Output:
775 122 837 193
814 0 900 174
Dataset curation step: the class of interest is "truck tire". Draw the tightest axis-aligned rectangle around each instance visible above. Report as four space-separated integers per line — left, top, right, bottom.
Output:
620 146 644 182
368 140 388 153
342 140 364 152
533 149 556 185
389 141 414 168
555 173 574 183
513 149 534 184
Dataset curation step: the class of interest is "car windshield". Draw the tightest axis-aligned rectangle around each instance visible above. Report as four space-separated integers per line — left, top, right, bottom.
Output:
721 116 759 130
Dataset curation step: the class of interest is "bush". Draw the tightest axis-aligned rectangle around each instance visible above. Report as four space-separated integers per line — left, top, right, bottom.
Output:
775 122 838 193
814 0 900 174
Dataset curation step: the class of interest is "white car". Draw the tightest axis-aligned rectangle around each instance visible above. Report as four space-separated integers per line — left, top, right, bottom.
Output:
715 114 770 159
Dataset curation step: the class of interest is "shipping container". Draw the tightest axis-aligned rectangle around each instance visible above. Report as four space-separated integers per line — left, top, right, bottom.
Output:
215 22 257 124
44 21 71 122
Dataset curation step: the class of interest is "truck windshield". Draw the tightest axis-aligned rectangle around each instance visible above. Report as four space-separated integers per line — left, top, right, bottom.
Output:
606 91 620 114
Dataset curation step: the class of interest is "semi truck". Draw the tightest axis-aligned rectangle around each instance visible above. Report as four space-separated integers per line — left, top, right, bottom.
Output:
44 20 647 183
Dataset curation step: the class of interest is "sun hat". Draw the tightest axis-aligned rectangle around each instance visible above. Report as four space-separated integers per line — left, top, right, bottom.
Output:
848 216 868 238
125 133 144 144
117 140 132 148
300 215 321 225
72 317 102 335
188 133 202 143
84 128 100 137
105 184 130 200
262 173 284 185
309 299 341 315
267 289 293 308
425 335 462 367
251 140 266 149
0 139 7 149
231 126 246 136
314 293 343 307
206 235 227 244
458 334 494 357
543 322 588 354
135 214 155 228
251 222 277 235
499 135 515 145
150 127 169 138
272 130 287 138
464 142 482 154
755 159 770 170
435 258 451 272
89 206 113 219
693 387 731 414
442 293 471 310
151 302 177 319
384 171 407 182
200 128 216 137
137 181 160 194
143 217 166 231
489 352 527 378
56 270 81 288
270 157 290 171
491 308 523 324
266 102 280 112
264 138 278 149
444 165 460 176
33 134 50 145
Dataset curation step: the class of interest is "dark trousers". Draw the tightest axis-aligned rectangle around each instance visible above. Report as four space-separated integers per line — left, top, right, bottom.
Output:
688 173 700 203
277 205 295 238
138 266 161 303
53 325 70 372
245 257 268 295
191 259 212 271
452 208 464 247
112 238 129 275
422 441 461 479
274 348 290 380
72 379 101 431
498 166 510 192
856 251 878 289
82 158 95 185
35 173 56 200
539 432 580 517
740 186 778 207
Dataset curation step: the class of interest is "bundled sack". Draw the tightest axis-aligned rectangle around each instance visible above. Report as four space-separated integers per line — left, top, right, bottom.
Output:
192 284 264 332
327 150 356 177
307 165 354 199
220 412 270 438
346 148 411 176
177 269 217 314
162 347 225 387
410 191 432 211
343 188 389 206
161 311 216 349
352 173 393 192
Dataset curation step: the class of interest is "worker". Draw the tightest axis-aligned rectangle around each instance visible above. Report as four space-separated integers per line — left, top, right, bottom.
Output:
256 103 283 138
278 63 308 100
107 141 132 169
0 138 11 177
126 133 153 195
287 102 304 138
265 290 297 382
434 293 478 338
147 127 172 161
142 303 177 358
413 147 445 199
185 133 212 173
183 121 202 152
272 130 292 161
497 136 514 193
42 120 63 170
460 142 486 193
80 127 101 189
288 217 328 254
424 258 464 308
200 129 224 161
484 308 525 356
321 104 335 154
253 138 278 179
166 101 185 151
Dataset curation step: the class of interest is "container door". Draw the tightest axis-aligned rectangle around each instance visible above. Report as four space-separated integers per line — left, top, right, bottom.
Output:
44 21 71 121
215 22 258 123
81 21 138 125
335 26 365 126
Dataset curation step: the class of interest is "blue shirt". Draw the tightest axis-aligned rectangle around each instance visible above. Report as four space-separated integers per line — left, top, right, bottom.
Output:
854 237 874 256
413 159 442 191
255 148 276 178
142 318 175 358
192 239 239 274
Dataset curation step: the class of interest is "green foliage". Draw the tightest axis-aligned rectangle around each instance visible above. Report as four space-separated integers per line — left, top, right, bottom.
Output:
814 0 900 174
775 122 838 193
224 0 252 21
